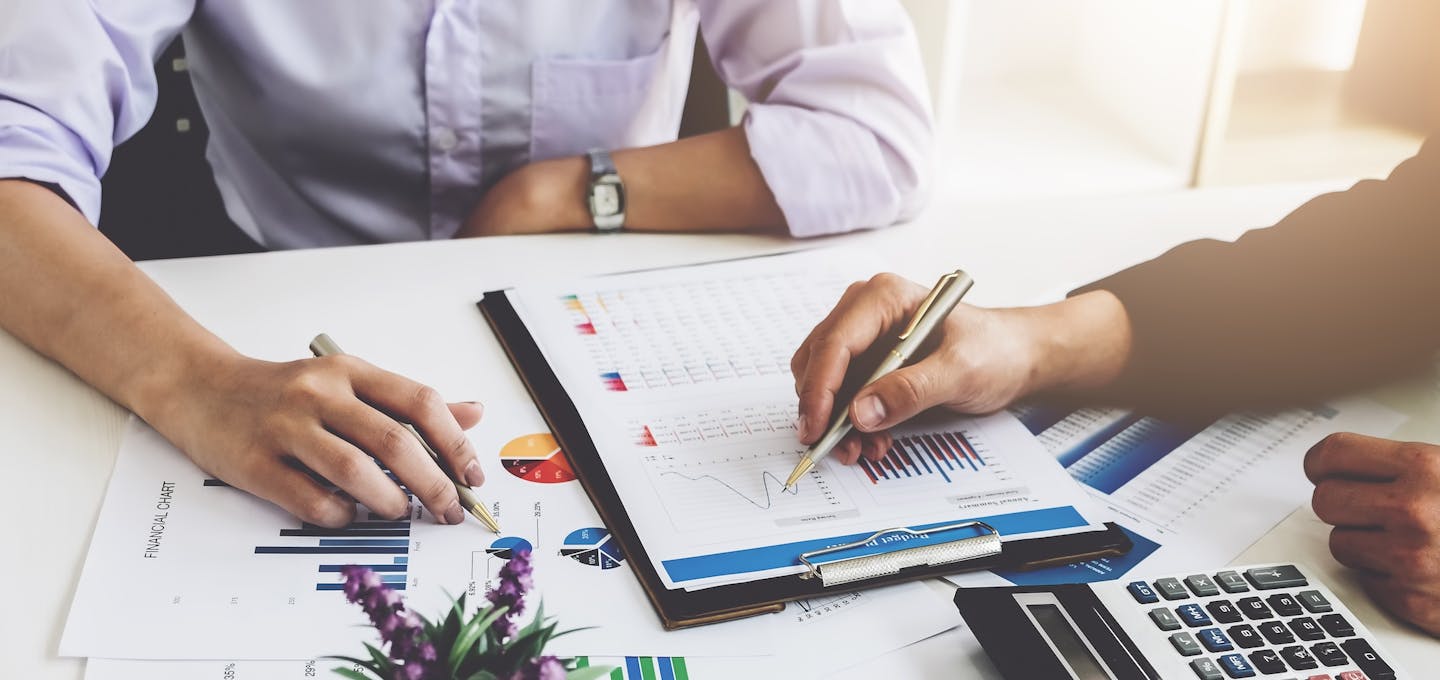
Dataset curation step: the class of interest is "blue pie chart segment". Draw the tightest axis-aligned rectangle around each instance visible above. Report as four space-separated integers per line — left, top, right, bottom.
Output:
560 527 624 570
486 536 534 560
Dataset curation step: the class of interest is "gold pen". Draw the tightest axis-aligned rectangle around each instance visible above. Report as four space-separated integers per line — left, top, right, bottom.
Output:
784 270 974 489
309 333 502 533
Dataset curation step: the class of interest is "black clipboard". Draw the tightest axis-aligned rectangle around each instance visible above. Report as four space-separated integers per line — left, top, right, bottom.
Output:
479 289 1131 629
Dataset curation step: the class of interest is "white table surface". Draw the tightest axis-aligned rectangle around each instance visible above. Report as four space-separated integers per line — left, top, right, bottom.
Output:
9 180 1440 677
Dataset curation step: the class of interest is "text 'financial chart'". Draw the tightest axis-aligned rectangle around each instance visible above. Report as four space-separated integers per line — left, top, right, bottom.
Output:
556 272 844 394
642 449 857 532
204 478 414 592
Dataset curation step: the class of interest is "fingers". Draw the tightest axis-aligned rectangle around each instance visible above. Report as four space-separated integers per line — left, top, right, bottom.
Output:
292 429 411 520
1328 527 1395 575
1304 432 1410 483
1311 478 1394 529
848 357 954 433
1356 574 1440 636
327 402 465 525
448 401 485 430
349 362 485 488
242 461 356 528
793 275 926 444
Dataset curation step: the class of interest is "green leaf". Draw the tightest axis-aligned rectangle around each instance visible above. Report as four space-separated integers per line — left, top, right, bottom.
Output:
330 666 377 680
566 666 616 680
463 671 500 680
448 605 510 672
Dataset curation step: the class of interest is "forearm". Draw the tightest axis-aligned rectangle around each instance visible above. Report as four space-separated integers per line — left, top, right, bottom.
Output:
613 126 786 233
0 179 238 419
1074 139 1440 414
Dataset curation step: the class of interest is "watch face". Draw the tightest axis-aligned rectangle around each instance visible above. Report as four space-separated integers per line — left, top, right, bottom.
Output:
592 184 621 217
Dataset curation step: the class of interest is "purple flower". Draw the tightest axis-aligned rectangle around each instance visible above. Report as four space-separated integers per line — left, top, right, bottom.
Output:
506 656 566 680
340 565 436 679
486 550 533 640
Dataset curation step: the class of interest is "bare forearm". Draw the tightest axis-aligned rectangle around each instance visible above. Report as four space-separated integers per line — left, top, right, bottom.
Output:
0 179 236 419
463 126 787 236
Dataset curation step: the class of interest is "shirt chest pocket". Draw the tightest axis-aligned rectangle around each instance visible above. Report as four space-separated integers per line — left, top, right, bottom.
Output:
528 43 665 162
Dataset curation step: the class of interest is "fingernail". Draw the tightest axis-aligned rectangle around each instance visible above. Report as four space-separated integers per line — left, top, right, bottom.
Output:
797 413 811 440
464 460 485 487
444 503 465 525
854 396 886 430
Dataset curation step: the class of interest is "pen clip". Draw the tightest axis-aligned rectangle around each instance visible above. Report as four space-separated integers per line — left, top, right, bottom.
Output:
898 271 960 340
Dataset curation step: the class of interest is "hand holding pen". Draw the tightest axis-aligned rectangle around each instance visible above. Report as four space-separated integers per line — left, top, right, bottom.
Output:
310 334 501 532
789 273 1134 473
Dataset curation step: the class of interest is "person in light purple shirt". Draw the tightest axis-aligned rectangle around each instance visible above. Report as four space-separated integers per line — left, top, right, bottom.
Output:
0 2 933 528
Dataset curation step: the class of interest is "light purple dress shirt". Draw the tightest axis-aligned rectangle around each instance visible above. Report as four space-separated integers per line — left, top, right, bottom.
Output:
0 1 933 248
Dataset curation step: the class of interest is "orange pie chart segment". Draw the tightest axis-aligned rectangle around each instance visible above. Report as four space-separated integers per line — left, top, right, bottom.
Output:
499 433 576 484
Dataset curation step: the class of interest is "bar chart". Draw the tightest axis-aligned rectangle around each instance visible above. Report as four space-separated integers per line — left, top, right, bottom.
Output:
203 478 415 592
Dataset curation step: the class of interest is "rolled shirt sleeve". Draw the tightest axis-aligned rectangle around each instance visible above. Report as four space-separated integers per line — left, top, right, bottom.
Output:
698 0 935 238
0 1 192 223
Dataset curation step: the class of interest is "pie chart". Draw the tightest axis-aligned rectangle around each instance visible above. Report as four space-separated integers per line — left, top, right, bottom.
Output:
560 527 624 570
485 536 533 560
500 433 576 484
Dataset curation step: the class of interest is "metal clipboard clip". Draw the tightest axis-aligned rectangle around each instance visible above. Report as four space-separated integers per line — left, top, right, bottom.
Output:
797 521 1002 588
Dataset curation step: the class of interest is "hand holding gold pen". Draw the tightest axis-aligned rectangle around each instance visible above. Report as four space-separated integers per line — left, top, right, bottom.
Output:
310 333 502 533
784 270 974 489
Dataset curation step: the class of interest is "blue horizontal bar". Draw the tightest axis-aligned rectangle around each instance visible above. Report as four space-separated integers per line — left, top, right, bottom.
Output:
318 564 407 573
318 539 410 547
318 582 405 591
381 574 407 584
281 529 409 538
394 557 408 564
256 546 407 555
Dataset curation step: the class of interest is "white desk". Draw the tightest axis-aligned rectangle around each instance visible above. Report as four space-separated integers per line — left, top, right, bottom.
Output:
9 181 1439 677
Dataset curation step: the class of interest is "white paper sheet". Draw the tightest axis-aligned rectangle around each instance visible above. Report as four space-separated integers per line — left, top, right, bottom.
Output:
81 581 961 680
949 395 1405 588
60 414 769 660
507 249 1109 589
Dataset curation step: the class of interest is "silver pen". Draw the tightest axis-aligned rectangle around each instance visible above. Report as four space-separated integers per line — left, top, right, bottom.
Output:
309 333 501 533
784 270 974 489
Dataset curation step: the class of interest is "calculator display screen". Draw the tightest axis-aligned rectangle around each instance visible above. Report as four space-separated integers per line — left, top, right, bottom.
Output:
1026 604 1113 680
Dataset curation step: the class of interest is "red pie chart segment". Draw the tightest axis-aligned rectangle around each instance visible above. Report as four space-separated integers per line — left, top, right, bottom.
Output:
500 433 576 484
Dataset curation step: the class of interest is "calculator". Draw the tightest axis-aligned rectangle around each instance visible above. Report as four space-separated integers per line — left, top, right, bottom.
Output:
954 563 1406 679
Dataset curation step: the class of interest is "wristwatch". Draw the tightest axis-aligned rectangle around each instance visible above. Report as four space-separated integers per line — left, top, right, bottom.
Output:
586 149 626 232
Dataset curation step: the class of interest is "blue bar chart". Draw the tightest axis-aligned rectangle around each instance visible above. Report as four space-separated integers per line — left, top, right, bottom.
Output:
203 478 415 591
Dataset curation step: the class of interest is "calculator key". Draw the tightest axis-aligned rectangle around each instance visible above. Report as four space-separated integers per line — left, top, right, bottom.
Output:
1247 649 1286 674
1245 565 1308 590
1171 632 1204 656
1225 624 1264 649
1218 653 1257 678
1198 627 1233 652
1178 603 1214 627
1258 620 1296 645
1337 672 1367 680
1206 599 1244 624
1237 597 1274 620
1156 577 1190 600
1215 570 1251 593
1186 573 1222 597
1311 641 1348 667
1317 613 1355 638
1296 590 1332 613
1279 645 1319 671
1287 616 1326 641
1190 657 1225 680
1266 593 1303 616
1128 580 1160 604
1339 638 1397 680
1149 606 1181 631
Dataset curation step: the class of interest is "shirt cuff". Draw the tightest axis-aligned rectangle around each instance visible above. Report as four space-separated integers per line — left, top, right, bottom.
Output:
744 104 902 238
0 100 104 224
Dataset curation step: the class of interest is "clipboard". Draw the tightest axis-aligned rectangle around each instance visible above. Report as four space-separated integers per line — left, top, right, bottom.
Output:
479 289 1131 630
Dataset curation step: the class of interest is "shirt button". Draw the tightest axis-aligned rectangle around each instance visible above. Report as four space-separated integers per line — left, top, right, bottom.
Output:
431 127 458 152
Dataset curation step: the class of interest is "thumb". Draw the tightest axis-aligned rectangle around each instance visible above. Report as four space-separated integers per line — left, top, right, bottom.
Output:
849 362 950 432
447 401 485 430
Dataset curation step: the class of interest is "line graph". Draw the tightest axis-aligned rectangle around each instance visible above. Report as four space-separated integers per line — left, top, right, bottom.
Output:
657 470 798 510
642 449 858 532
